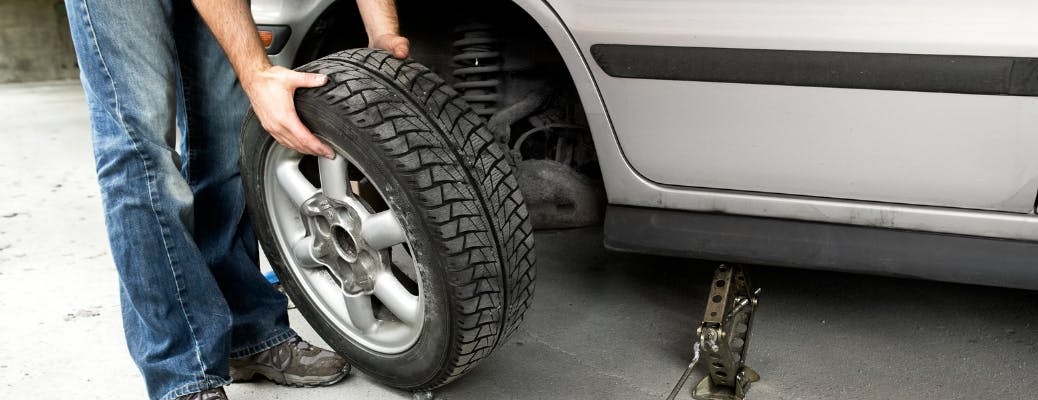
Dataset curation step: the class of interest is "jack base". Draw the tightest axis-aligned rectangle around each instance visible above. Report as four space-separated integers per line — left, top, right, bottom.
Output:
692 367 760 400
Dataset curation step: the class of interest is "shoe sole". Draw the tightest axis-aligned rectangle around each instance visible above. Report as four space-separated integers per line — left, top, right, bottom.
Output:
231 364 351 388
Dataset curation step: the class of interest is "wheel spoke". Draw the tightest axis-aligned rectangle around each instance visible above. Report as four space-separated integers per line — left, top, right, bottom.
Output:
276 158 318 206
362 211 407 250
319 156 351 200
291 236 322 268
344 294 377 332
374 273 420 326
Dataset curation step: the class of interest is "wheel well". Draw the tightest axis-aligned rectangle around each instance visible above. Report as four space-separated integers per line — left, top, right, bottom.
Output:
292 1 367 67
297 0 605 228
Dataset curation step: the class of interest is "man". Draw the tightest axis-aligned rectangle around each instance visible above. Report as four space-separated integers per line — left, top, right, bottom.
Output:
63 1 409 399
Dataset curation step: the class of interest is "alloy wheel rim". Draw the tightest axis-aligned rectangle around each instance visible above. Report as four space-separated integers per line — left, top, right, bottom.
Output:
263 144 425 354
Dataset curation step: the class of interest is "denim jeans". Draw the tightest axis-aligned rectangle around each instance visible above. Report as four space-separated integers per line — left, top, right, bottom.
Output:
64 1 295 399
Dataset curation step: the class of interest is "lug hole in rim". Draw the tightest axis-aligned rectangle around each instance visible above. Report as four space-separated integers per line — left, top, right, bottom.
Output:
333 225 359 261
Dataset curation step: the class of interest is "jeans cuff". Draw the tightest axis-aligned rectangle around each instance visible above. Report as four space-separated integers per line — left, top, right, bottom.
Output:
228 327 298 358
160 375 229 400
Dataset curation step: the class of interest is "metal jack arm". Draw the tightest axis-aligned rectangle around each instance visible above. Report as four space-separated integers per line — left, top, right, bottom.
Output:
667 264 761 400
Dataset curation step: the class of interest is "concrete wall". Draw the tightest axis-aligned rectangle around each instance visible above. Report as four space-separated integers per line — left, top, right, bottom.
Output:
0 0 79 83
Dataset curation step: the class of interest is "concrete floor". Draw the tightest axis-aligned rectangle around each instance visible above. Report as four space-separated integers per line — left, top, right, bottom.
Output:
1 81 1036 400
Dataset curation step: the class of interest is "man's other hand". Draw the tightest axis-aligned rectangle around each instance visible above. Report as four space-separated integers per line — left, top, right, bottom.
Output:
243 66 335 159
371 33 410 59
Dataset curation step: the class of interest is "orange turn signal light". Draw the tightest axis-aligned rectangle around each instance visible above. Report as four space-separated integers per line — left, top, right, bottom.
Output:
258 30 274 48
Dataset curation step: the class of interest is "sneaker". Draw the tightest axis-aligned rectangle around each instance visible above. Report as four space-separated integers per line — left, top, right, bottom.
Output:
229 336 350 387
175 387 227 400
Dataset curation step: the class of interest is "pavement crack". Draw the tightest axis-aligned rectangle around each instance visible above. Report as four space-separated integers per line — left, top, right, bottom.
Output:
523 330 668 398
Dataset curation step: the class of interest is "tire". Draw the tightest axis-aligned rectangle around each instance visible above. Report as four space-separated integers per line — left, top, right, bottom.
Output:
241 49 536 390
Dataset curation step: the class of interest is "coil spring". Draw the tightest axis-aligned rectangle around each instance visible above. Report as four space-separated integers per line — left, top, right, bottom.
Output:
452 24 502 117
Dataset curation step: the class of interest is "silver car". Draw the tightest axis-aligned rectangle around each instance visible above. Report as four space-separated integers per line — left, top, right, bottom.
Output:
246 0 1038 391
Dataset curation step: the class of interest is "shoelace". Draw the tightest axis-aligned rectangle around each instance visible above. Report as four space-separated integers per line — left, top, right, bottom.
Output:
288 336 312 351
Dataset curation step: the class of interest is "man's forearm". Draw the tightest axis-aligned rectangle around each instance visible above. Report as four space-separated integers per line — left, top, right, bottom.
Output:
356 0 409 59
185 0 404 159
190 0 335 159
191 0 270 88
356 0 401 44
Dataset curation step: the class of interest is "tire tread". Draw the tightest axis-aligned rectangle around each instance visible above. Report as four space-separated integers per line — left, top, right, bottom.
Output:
295 49 535 389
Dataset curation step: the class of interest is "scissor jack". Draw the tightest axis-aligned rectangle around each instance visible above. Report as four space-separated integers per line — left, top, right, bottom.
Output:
666 264 761 400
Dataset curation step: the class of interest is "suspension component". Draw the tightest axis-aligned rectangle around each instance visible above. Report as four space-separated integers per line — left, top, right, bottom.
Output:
451 23 502 118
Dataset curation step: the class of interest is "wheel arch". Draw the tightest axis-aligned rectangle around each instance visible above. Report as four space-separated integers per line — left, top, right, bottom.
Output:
505 0 622 201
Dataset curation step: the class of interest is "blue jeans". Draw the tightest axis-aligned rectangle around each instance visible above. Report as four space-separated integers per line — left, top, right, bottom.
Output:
64 1 295 399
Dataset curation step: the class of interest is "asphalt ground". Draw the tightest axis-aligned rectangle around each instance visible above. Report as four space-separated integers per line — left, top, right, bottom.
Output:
1 81 1036 399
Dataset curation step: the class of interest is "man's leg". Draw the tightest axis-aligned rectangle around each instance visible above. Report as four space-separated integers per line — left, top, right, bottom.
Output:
65 1 233 398
171 5 350 388
171 2 294 356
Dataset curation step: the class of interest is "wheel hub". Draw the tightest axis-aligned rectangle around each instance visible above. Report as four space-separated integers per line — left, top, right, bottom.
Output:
300 194 384 296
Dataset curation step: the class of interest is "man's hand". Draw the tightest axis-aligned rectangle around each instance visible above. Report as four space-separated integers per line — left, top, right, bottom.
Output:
194 0 404 158
242 66 334 159
371 33 409 59
192 0 335 159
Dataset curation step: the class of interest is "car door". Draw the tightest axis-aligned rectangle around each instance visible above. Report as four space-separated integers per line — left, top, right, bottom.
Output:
549 0 1038 213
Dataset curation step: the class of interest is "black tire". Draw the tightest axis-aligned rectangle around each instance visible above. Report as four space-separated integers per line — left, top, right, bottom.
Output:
241 49 535 390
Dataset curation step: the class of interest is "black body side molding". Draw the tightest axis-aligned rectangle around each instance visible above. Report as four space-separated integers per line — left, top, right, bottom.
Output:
604 206 1038 290
590 44 1038 96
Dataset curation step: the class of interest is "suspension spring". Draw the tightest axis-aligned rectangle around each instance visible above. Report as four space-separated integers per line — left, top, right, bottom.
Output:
451 23 503 117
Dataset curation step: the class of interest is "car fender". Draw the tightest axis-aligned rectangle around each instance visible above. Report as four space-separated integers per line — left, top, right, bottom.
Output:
508 1 644 205
252 0 336 67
